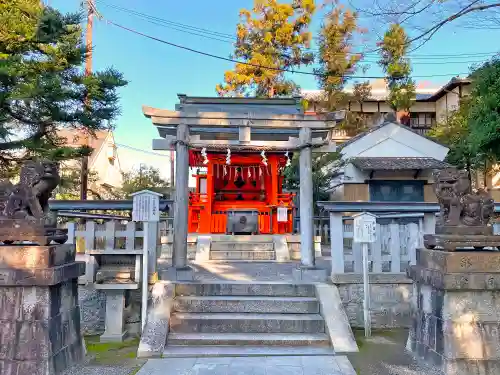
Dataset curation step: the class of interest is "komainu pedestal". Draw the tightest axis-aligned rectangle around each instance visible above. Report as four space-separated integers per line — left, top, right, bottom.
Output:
408 248 500 375
0 244 85 375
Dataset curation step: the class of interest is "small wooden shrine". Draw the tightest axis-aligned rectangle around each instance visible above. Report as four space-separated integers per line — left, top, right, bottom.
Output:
143 95 342 271
189 148 294 234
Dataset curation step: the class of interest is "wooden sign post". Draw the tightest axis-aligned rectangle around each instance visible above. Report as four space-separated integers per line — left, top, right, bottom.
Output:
353 212 377 337
131 190 162 331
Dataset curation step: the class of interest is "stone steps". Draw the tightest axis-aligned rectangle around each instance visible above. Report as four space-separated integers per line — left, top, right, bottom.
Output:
209 250 275 261
210 242 274 251
175 283 316 297
209 236 276 261
210 235 274 242
167 332 330 346
163 282 335 358
169 312 325 333
162 345 335 358
173 296 319 314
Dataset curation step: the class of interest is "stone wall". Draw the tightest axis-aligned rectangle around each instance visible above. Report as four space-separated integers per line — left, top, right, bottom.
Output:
78 285 142 336
332 273 413 328
408 249 500 375
0 244 85 375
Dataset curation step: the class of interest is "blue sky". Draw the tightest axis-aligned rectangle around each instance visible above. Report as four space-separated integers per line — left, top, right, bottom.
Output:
50 0 500 152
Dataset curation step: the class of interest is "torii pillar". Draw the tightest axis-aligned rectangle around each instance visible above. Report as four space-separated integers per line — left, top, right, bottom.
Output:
293 127 327 281
171 123 194 280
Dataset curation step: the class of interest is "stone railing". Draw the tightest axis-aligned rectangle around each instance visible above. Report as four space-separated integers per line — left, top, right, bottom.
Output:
318 201 500 276
63 217 174 341
317 201 500 328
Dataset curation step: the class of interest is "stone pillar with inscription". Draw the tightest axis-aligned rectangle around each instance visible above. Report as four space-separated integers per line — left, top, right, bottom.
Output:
407 168 500 375
0 244 85 375
0 160 85 375
407 250 500 375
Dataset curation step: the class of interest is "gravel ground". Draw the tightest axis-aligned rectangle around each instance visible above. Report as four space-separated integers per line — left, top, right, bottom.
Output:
348 329 442 375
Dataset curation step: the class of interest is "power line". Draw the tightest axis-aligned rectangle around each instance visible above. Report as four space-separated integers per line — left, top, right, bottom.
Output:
103 18 472 79
116 143 173 158
95 0 235 41
96 0 500 61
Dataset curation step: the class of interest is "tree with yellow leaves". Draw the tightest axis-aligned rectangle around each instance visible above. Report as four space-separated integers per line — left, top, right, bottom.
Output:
216 0 316 97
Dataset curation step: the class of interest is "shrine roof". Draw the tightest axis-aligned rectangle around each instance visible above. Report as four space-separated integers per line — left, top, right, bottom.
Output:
144 95 343 149
174 95 303 115
350 157 452 171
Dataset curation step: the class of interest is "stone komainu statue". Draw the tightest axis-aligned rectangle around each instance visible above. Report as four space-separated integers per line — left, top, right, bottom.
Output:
433 168 495 229
0 160 60 222
0 160 67 245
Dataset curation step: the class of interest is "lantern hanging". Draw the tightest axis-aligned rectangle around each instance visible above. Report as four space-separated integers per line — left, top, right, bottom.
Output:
285 151 291 167
261 150 268 166
226 148 231 165
201 147 209 165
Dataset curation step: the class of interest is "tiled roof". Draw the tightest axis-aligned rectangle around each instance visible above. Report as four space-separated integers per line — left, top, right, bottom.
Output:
350 157 451 170
338 114 448 149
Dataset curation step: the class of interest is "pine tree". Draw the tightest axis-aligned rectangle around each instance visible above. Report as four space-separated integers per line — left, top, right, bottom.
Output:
0 1 127 175
312 3 371 135
216 0 316 97
315 3 362 109
378 24 415 112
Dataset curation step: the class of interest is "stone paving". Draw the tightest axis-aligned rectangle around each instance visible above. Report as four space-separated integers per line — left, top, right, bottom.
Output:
135 356 356 375
159 258 332 282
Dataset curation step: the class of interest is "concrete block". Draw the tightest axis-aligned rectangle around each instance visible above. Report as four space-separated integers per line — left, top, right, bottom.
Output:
0 244 84 375
174 283 316 297
167 332 330 346
195 236 211 262
314 236 322 259
75 253 97 285
210 250 275 261
100 289 127 342
315 283 358 354
169 312 325 334
176 266 195 281
174 296 319 314
292 267 328 282
273 235 290 262
211 242 274 251
137 282 175 358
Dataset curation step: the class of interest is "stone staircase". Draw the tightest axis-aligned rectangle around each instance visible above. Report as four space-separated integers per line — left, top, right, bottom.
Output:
163 282 335 357
209 235 276 261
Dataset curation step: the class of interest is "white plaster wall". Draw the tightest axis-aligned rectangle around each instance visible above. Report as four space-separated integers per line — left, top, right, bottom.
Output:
409 102 436 113
343 163 367 184
91 141 122 188
342 123 448 161
436 90 461 122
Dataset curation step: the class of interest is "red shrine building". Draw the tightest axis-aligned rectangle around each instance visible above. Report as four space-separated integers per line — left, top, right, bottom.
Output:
188 149 294 234
143 95 340 241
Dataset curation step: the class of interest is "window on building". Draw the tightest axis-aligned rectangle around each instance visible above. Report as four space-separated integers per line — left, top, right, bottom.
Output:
369 180 424 202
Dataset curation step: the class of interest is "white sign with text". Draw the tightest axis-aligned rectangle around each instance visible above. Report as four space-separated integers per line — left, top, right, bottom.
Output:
277 207 288 222
131 190 161 223
353 212 377 243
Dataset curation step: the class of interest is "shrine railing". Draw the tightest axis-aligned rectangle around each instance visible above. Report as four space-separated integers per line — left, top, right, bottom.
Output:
317 201 500 275
64 219 174 254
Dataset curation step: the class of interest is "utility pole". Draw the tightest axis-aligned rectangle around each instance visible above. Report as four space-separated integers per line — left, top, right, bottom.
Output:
80 0 94 200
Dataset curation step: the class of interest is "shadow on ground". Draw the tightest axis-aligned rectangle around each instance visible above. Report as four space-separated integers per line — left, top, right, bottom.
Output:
348 329 441 375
